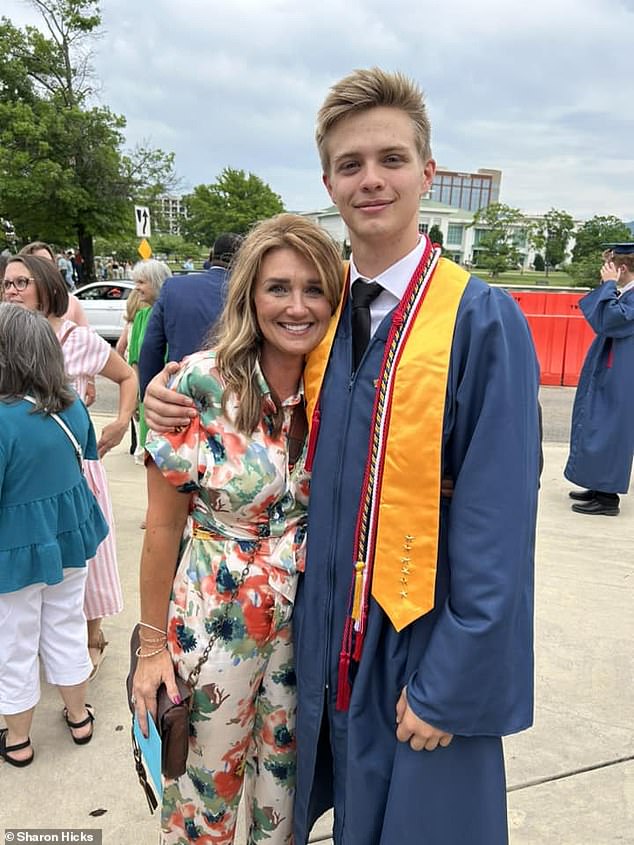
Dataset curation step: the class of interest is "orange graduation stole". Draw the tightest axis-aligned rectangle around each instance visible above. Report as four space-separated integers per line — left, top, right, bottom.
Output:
304 242 469 710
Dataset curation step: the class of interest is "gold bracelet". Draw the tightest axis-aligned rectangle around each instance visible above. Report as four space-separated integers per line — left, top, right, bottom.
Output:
135 645 168 658
139 621 168 635
138 634 167 644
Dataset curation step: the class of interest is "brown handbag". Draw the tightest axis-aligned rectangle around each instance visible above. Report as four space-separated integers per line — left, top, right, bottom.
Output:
126 625 192 780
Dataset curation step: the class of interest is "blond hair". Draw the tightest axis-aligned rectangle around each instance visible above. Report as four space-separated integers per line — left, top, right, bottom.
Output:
124 289 145 324
211 213 343 436
316 67 432 173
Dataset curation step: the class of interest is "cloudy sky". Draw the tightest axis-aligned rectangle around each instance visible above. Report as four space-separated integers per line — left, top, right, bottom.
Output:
5 0 634 221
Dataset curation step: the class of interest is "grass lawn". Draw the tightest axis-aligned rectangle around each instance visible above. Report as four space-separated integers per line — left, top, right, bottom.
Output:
475 269 576 287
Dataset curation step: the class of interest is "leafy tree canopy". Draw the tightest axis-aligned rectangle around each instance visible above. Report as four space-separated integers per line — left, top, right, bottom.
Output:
471 203 527 277
428 224 444 248
571 215 633 262
530 208 575 273
183 167 285 244
567 256 604 288
93 232 203 266
0 3 176 281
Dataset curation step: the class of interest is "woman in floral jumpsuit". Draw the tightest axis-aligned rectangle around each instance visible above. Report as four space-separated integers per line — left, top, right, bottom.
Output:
132 214 343 844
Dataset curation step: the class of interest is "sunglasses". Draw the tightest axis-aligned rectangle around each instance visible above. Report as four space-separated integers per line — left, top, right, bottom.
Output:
2 276 34 291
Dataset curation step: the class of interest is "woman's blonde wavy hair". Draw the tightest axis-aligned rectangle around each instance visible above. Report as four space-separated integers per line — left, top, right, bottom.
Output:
210 213 343 436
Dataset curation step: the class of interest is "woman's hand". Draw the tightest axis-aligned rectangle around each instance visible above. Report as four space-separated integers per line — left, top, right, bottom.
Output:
132 649 182 738
97 419 128 457
84 379 97 407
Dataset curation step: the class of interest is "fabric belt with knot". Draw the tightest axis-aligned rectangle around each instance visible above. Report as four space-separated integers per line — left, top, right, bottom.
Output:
192 523 263 546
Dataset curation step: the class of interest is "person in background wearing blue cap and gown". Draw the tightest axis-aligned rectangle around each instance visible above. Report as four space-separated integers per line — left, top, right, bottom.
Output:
565 243 634 516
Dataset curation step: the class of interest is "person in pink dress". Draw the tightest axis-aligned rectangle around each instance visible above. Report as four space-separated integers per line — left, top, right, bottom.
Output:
4 254 137 677
18 242 97 407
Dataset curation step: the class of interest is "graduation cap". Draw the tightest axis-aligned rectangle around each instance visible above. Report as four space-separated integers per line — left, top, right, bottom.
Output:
602 242 634 254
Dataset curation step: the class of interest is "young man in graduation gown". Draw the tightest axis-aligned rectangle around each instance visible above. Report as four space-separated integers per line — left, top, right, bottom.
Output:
565 244 634 516
293 68 541 844
142 68 541 845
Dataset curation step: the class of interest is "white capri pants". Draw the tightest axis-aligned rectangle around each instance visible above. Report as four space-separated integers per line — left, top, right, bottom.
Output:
0 568 93 715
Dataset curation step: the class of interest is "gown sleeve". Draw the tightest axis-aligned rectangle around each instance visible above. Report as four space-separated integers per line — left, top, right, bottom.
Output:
138 291 168 396
580 282 634 338
406 285 542 736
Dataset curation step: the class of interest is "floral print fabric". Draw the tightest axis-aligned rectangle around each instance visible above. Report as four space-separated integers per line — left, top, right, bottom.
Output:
145 350 308 844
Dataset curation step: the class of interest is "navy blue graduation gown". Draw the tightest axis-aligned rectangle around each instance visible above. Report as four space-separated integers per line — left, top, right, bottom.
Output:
565 282 634 494
293 275 541 845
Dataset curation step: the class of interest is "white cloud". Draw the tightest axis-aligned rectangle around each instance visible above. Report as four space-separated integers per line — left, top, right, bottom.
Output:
3 0 634 219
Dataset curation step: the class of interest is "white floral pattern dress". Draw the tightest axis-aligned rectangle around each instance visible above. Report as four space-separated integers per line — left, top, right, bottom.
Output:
146 349 308 845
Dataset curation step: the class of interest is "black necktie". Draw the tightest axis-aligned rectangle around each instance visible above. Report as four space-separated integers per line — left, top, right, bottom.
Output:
351 279 383 370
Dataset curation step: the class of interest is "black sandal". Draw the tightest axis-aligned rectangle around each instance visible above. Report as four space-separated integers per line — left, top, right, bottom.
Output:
0 727 34 767
63 704 95 745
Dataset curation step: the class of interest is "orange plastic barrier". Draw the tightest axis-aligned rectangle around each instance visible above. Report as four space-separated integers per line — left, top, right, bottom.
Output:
508 290 547 315
562 318 595 387
525 315 569 386
543 292 583 316
506 289 595 386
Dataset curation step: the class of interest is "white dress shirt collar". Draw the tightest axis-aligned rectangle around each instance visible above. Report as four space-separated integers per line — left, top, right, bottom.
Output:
349 237 428 298
619 278 634 295
349 238 431 337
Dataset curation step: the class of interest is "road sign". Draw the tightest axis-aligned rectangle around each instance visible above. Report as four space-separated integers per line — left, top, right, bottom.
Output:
134 205 151 237
138 238 152 260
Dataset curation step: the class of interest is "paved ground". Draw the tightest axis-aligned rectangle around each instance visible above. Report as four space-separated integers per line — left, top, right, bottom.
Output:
1 389 632 845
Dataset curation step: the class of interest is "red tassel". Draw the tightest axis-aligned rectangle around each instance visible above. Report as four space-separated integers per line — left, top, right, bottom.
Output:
305 406 321 472
352 629 364 661
336 652 352 711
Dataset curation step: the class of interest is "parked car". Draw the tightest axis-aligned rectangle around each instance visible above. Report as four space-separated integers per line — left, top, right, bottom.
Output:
73 280 135 341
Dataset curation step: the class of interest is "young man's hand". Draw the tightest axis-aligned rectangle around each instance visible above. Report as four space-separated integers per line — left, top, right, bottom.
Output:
395 687 453 751
600 261 621 284
144 362 195 432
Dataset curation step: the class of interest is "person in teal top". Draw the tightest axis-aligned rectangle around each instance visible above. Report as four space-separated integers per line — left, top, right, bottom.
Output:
0 303 109 767
127 259 171 449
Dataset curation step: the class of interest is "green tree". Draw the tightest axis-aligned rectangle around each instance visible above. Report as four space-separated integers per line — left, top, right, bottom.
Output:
183 167 285 244
470 203 526 277
0 4 176 282
530 208 575 276
571 215 633 262
123 144 179 234
567 256 602 288
428 224 444 249
533 253 545 272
